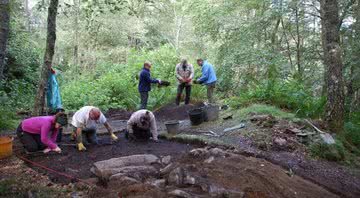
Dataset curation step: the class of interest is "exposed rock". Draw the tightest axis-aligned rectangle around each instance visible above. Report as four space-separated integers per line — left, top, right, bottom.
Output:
108 175 139 186
168 167 184 186
110 165 158 180
162 155 172 165
189 148 209 157
168 189 192 198
150 179 166 188
204 156 215 164
274 137 287 147
184 175 196 185
208 185 244 198
160 163 175 176
209 148 228 157
92 154 159 179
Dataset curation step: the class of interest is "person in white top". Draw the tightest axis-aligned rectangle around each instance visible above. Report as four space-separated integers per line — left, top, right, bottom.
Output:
175 59 194 105
125 110 158 142
71 106 118 151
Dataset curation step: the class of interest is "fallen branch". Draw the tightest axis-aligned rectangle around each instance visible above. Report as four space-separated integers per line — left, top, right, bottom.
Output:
305 119 326 134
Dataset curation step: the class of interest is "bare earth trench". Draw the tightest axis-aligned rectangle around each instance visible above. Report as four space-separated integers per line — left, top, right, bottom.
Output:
10 103 360 197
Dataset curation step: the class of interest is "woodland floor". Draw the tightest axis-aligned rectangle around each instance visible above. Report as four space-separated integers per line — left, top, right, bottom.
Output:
1 102 360 197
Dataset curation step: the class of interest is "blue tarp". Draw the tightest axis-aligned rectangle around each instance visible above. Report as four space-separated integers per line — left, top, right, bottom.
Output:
47 71 62 111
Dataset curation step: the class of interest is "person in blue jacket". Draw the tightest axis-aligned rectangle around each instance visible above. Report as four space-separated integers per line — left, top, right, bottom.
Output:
138 62 161 109
194 59 217 103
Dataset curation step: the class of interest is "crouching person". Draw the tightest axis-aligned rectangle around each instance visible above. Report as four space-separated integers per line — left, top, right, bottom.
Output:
125 110 159 142
71 106 118 151
17 112 68 153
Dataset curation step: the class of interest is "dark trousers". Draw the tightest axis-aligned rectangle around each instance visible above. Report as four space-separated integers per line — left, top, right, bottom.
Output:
16 123 46 152
125 125 151 140
176 83 191 105
72 126 98 145
140 91 149 109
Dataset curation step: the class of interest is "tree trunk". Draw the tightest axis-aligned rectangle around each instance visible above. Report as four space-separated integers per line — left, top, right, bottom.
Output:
320 0 345 132
0 0 10 82
33 0 59 115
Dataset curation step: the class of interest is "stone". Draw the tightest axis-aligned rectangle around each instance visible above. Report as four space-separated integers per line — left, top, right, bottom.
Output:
168 167 184 186
189 148 209 157
92 154 159 179
208 185 244 198
160 163 175 175
204 156 215 164
168 189 192 198
108 175 139 186
162 155 172 165
151 179 166 188
109 165 158 180
274 137 287 146
184 175 196 185
209 148 228 157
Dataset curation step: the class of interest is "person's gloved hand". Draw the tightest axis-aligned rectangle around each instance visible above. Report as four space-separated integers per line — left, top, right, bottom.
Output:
43 148 52 153
77 142 87 151
53 146 62 153
111 133 118 141
158 79 162 84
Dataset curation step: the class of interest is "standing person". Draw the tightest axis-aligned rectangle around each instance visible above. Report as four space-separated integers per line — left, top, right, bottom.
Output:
16 112 68 153
175 59 194 105
125 110 159 142
71 106 118 151
138 62 161 109
194 59 217 103
47 68 62 112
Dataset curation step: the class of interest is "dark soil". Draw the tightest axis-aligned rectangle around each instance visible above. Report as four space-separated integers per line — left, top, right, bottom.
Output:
13 135 194 184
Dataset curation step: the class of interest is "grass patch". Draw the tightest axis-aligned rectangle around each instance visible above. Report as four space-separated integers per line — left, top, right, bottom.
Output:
309 140 346 162
228 104 297 121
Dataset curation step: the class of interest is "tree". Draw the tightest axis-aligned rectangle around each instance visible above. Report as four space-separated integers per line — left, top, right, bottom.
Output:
33 0 59 115
320 0 345 132
0 0 10 82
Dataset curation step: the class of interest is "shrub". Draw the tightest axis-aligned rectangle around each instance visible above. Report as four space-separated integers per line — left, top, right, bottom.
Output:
309 140 346 162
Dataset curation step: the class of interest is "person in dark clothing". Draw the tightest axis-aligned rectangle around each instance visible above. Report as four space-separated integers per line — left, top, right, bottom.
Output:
138 62 161 109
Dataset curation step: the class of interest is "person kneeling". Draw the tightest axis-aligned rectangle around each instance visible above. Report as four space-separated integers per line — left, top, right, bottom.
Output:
17 112 68 153
71 106 118 151
125 110 159 142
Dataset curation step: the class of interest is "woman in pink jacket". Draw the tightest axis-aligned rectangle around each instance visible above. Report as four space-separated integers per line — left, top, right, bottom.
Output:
16 112 68 153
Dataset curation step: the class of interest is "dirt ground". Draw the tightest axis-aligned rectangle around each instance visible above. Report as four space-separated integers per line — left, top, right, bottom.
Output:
6 103 360 197
13 136 194 184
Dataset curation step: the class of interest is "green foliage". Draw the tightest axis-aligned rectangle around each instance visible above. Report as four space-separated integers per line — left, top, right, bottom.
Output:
225 79 326 118
61 45 206 111
344 122 360 147
309 140 346 162
236 104 296 120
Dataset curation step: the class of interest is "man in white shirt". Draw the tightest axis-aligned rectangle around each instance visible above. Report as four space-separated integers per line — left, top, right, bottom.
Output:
125 110 158 142
71 106 118 151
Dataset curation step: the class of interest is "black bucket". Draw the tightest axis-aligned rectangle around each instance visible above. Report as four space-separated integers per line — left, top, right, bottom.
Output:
188 108 204 125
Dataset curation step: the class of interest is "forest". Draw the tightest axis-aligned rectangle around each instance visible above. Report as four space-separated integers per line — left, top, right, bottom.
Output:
1 0 359 141
0 0 360 197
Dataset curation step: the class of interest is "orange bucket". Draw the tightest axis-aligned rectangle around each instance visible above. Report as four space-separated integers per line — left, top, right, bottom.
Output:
0 136 13 159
